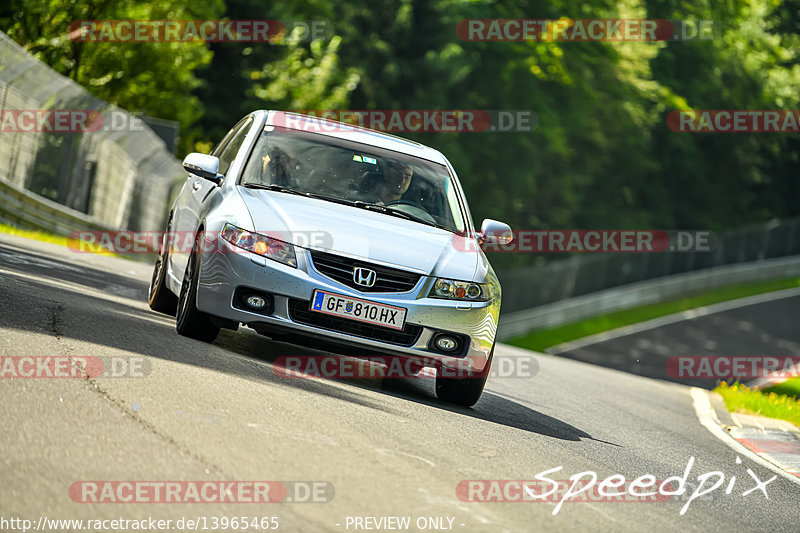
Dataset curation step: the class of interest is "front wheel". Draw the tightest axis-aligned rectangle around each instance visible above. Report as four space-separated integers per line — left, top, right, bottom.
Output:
435 345 494 407
148 221 178 315
176 232 220 343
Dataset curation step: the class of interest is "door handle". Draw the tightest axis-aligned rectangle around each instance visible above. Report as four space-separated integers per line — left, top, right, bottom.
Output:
192 180 201 191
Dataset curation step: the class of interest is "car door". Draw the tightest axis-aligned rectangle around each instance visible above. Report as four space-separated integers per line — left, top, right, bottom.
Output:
170 118 251 281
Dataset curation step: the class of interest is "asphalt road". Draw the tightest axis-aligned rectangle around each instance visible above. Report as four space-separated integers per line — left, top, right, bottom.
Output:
552 291 800 388
1 232 799 532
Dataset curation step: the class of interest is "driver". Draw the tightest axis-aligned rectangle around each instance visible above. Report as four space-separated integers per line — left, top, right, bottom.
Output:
378 161 413 203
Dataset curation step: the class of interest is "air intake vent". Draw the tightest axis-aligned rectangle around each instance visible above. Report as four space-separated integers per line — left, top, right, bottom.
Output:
309 251 422 293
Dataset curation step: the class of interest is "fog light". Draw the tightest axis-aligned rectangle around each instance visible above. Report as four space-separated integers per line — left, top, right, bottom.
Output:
246 295 267 310
435 335 458 352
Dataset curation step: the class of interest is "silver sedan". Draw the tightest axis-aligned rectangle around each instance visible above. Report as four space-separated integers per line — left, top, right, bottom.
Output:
148 110 512 406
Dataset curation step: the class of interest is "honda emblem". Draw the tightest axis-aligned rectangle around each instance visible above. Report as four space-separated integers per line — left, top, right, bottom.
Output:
353 267 377 287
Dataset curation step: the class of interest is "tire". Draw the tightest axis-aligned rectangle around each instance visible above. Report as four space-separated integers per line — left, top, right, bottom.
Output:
148 220 178 315
435 345 494 407
175 231 220 343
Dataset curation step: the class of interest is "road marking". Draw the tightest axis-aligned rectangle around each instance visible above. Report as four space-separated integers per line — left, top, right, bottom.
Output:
550 287 800 354
690 387 800 487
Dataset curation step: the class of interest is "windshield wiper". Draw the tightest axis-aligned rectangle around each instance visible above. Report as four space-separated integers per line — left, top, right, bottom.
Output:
242 183 305 196
303 192 358 207
352 201 439 228
242 183 355 207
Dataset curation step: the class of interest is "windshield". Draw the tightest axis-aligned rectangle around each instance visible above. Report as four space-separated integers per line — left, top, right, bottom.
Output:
240 126 466 233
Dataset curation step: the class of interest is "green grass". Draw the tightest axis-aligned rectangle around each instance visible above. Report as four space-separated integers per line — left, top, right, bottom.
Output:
762 377 800 399
0 222 71 247
509 277 800 352
715 381 800 427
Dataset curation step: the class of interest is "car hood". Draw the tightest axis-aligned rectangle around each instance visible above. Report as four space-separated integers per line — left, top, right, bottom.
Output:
238 188 480 280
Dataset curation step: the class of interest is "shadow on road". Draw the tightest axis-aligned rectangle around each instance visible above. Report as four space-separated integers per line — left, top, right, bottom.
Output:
1 243 614 445
382 379 620 444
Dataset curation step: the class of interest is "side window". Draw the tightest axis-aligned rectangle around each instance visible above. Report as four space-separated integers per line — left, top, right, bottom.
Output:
210 127 236 158
218 117 254 176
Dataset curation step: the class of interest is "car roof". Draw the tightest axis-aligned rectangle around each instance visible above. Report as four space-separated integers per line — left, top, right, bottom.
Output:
262 110 448 165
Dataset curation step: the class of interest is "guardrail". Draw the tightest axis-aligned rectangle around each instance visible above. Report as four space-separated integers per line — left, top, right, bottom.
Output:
0 177 115 235
496 255 800 341
0 31 183 233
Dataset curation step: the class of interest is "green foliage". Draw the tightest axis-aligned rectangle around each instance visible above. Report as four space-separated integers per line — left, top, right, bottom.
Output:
1 0 223 153
4 0 800 256
716 381 800 427
763 377 800 399
252 32 360 111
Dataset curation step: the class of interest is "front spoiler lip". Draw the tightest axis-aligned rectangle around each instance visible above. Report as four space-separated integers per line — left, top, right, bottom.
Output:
245 318 454 369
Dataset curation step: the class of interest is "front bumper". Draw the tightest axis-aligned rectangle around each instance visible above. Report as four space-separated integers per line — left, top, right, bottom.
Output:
193 237 498 373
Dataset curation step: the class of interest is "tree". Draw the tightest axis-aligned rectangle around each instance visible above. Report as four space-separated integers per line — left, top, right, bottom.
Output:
1 0 223 154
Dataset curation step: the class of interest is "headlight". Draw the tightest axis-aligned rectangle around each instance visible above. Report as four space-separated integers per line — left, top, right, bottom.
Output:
429 278 493 301
221 223 297 268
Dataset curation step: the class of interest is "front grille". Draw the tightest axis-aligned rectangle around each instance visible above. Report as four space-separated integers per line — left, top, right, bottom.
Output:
309 251 421 293
288 299 422 346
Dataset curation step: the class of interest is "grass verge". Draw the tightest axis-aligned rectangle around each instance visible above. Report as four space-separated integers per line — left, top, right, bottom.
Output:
0 222 133 259
0 222 70 247
508 277 800 352
715 380 800 427
760 377 800 398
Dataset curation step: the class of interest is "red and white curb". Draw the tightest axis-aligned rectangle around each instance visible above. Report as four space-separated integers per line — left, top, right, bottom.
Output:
691 388 800 484
727 413 800 479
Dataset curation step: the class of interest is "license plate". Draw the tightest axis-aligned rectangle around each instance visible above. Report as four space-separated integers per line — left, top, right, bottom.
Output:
310 290 406 330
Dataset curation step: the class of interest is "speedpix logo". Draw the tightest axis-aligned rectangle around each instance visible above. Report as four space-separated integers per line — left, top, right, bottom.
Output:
457 456 776 516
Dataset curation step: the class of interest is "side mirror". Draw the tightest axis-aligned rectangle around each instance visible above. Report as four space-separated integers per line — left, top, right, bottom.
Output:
183 153 223 184
479 219 513 245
